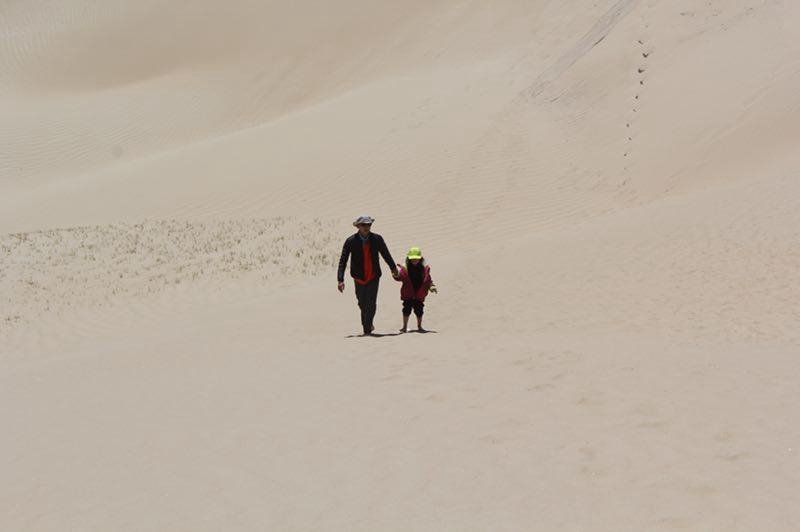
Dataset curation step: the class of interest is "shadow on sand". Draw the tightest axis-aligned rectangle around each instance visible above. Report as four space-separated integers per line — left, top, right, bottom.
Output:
345 329 438 338
345 332 402 339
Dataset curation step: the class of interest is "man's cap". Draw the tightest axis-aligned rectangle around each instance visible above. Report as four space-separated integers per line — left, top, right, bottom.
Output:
353 215 375 227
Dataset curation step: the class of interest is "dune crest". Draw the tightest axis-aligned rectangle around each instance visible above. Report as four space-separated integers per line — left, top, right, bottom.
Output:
2 1 799 530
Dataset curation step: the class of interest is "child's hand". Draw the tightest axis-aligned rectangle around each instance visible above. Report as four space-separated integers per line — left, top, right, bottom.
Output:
429 285 438 294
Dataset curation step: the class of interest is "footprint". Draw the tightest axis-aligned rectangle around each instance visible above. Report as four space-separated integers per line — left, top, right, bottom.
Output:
578 447 606 478
714 431 735 443
717 451 752 462
580 465 606 478
579 446 597 460
685 483 717 496
577 393 605 407
637 420 670 429
426 393 446 403
479 433 503 445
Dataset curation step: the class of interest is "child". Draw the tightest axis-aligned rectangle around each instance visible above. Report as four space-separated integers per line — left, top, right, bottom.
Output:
394 247 437 333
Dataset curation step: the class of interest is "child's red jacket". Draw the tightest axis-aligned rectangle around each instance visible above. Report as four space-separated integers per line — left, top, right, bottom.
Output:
396 265 433 301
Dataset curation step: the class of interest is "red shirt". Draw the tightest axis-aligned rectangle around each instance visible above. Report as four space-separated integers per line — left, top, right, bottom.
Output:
354 241 375 285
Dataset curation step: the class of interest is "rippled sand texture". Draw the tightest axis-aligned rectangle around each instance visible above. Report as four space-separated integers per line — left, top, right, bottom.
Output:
2 1 799 530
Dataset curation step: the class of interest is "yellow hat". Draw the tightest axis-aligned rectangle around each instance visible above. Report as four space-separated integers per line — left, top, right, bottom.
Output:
406 247 423 260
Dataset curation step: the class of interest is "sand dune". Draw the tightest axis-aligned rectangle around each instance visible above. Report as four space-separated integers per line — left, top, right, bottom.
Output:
2 0 799 530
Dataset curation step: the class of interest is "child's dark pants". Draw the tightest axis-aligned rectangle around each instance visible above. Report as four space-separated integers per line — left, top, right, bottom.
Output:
402 299 424 317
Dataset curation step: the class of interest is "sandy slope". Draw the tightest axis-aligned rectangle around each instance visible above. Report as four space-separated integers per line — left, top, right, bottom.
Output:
2 1 799 530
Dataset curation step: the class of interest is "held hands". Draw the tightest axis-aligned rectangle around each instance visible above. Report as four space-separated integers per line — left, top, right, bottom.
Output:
338 281 345 293
391 269 400 280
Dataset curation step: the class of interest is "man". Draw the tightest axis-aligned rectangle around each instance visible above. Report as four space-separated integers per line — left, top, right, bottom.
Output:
338 215 398 336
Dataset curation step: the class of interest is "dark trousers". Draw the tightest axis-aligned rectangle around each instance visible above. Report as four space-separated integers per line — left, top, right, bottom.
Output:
354 279 379 333
402 299 424 317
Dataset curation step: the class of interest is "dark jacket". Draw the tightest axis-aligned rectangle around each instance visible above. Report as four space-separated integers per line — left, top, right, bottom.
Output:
337 232 396 283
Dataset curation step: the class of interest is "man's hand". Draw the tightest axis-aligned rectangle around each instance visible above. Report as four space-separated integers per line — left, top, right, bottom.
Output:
391 269 400 280
429 285 438 294
338 281 345 293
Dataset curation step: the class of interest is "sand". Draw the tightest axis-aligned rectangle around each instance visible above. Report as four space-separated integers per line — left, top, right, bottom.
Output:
2 1 799 530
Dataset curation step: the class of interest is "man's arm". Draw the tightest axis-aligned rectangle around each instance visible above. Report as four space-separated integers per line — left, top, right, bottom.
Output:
377 235 397 274
337 239 350 283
